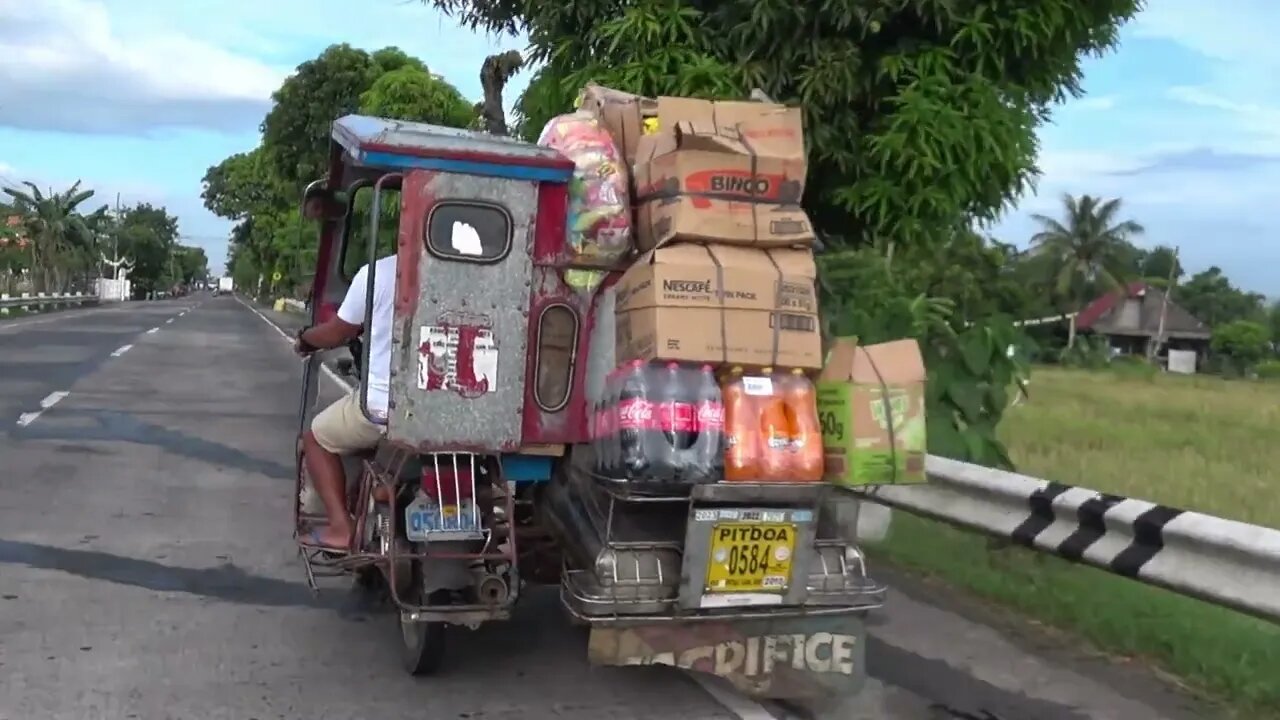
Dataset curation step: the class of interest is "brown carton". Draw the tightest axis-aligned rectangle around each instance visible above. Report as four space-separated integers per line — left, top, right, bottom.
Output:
633 102 808 205
614 243 822 369
816 338 928 487
634 196 815 251
578 83 656 167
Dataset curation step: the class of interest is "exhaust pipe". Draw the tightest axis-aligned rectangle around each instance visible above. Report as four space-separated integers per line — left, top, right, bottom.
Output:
474 571 509 605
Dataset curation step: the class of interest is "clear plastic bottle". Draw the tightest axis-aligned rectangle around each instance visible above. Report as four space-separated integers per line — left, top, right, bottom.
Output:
722 367 761 481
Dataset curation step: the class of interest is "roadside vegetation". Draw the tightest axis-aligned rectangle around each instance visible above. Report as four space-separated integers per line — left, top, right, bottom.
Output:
878 366 1280 718
0 182 207 299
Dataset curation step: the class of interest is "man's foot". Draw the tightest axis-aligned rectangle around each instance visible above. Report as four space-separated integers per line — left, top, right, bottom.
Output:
300 523 352 552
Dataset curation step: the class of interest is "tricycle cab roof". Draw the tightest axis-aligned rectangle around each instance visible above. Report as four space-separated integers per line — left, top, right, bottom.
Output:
330 115 575 183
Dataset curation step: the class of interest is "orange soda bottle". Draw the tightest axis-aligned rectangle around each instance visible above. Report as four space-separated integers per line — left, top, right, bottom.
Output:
756 368 794 480
722 367 760 481
783 368 824 482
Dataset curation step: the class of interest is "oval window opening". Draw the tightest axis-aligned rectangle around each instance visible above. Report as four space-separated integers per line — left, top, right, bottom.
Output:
534 304 578 413
425 201 512 263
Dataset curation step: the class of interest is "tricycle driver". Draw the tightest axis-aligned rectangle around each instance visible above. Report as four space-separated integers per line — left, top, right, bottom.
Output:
294 253 398 551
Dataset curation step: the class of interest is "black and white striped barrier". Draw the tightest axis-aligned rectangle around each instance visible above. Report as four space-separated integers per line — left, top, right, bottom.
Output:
855 455 1280 623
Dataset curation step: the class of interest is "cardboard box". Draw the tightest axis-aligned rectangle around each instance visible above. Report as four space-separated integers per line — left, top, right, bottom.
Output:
614 243 822 369
578 83 656 167
633 101 807 206
634 196 815 251
817 338 928 487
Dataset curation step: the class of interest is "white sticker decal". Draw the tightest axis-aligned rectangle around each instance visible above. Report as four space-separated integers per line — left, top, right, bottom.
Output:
451 221 483 256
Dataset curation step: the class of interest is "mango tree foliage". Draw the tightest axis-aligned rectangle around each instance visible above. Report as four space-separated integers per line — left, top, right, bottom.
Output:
117 203 182 295
359 66 475 128
425 0 1140 467
208 45 480 297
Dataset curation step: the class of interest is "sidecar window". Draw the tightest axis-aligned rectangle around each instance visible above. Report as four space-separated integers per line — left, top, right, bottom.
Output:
340 180 401 282
425 202 512 264
533 304 578 413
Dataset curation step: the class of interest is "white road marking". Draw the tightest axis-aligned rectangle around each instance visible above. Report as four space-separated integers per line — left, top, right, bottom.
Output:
16 391 69 427
234 295 350 391
41 391 68 409
146 327 159 334
111 344 133 357
165 318 174 324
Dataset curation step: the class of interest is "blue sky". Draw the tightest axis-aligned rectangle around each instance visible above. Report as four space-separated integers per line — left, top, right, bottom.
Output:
1 0 1276 295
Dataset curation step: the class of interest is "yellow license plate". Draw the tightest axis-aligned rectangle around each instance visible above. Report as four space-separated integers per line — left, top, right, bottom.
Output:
704 522 796 593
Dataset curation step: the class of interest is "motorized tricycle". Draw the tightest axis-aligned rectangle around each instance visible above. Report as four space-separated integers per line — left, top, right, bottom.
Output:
292 114 886 700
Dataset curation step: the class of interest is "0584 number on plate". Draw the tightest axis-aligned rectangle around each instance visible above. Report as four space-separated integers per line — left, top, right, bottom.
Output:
705 522 796 594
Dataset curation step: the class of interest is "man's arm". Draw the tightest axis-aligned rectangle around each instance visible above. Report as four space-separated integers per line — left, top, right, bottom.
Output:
297 265 368 352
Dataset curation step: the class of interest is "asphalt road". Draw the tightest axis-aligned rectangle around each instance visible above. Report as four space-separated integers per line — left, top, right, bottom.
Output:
0 295 1213 720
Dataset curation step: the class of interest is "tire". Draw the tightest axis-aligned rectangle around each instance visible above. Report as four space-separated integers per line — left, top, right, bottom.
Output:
398 565 447 676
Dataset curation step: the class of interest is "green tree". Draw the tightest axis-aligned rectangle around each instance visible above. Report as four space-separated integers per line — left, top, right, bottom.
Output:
118 203 180 295
1269 301 1280 352
210 45 479 299
1174 266 1265 328
1211 320 1270 375
261 44 389 189
2 181 108 292
428 0 1140 248
359 66 475 127
175 246 209 286
1136 244 1182 284
1029 193 1144 315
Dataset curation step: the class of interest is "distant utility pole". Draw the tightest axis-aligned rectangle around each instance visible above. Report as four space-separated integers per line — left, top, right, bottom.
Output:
1149 246 1181 361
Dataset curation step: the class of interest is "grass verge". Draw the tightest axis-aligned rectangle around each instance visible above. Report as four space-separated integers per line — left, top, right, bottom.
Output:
873 366 1280 718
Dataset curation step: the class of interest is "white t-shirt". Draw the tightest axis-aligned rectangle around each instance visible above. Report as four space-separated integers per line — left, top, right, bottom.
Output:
337 254 398 417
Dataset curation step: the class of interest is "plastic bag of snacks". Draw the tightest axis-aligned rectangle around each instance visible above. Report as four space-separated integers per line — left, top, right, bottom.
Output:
537 110 633 276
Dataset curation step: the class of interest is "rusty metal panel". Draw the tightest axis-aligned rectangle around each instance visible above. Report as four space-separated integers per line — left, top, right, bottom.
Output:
587 614 868 700
584 285 618 406
387 171 537 452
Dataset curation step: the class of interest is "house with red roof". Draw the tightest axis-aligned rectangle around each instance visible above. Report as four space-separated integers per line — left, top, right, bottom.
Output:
1076 281 1211 358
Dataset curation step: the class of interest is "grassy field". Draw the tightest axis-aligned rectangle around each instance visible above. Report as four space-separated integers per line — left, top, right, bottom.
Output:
874 366 1280 718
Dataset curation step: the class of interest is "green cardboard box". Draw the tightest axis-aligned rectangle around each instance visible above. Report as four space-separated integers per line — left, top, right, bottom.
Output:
816 337 927 487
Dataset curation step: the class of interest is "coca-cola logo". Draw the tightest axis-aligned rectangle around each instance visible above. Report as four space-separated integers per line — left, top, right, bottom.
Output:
659 402 696 432
618 399 655 427
696 401 725 429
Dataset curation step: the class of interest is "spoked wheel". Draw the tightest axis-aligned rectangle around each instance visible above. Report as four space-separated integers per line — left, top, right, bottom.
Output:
399 563 447 676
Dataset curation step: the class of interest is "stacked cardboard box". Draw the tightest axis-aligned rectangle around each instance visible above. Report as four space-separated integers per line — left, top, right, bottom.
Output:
581 84 823 370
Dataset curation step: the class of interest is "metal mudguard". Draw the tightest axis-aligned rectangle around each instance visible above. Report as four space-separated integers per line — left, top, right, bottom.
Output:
588 613 868 700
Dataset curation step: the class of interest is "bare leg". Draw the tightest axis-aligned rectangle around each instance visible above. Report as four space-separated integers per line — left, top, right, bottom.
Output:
303 430 352 548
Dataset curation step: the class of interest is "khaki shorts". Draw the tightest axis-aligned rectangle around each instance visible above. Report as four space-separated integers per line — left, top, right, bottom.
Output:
311 391 385 454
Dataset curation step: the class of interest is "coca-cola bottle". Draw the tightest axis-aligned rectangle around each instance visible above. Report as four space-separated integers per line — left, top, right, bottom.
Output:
651 362 696 482
599 367 622 475
616 360 654 479
687 364 725 483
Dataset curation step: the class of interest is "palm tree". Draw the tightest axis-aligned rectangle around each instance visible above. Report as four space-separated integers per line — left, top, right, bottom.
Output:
1029 193 1144 346
2 181 107 292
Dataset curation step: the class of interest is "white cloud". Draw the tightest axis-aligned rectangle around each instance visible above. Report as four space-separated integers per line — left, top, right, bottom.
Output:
0 0 287 135
1073 95 1117 111
1131 0 1280 70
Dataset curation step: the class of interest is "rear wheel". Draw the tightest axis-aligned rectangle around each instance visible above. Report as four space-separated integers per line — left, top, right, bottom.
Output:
398 562 446 675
